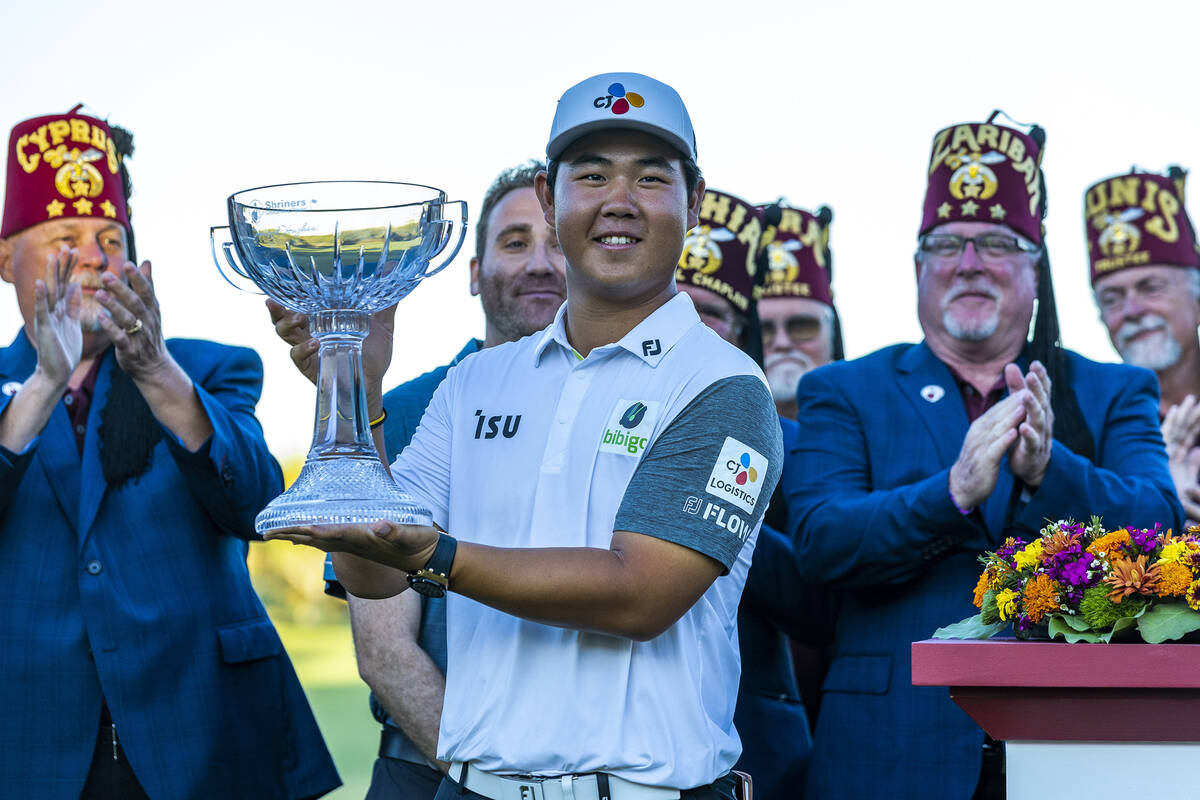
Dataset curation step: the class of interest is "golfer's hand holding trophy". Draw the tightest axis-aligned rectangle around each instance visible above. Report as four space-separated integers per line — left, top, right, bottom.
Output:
212 181 466 534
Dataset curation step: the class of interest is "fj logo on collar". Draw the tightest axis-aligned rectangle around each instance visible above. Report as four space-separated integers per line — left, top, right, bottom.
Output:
641 339 661 357
1 381 21 397
921 384 945 404
600 399 660 456
473 409 521 440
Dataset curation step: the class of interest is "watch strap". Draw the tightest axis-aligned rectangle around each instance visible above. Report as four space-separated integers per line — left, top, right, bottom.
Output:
412 531 457 588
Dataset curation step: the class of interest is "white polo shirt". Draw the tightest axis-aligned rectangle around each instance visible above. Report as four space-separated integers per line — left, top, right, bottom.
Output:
390 292 783 789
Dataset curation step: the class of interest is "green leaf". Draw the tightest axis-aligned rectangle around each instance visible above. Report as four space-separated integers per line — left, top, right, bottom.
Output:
1056 613 1093 632
932 615 1008 640
1048 615 1102 643
1136 603 1200 644
1100 604 1149 643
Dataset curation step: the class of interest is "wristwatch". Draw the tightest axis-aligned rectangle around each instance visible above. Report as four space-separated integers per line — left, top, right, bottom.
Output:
406 532 457 598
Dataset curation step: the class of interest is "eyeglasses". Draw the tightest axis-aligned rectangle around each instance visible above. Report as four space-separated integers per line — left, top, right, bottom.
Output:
761 315 823 344
1096 277 1174 314
919 233 1039 261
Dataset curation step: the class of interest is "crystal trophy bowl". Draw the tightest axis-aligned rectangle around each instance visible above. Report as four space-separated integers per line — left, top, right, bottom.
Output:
211 181 466 534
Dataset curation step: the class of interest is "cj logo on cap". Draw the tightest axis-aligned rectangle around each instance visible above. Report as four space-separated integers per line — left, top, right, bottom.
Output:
593 82 645 115
706 437 768 514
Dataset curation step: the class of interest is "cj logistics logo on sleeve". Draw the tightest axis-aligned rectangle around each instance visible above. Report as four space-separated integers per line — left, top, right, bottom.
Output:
705 437 768 513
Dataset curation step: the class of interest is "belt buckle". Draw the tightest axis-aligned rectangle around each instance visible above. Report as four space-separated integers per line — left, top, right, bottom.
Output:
517 781 544 800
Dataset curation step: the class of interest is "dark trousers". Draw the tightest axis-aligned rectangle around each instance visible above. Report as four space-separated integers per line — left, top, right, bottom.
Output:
434 771 739 800
366 756 446 800
78 722 150 800
971 737 1005 800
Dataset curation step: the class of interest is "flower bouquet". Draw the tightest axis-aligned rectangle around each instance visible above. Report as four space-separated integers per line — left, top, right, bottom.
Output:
934 518 1200 643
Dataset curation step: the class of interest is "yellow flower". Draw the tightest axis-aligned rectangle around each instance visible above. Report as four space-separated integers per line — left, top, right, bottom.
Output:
1022 574 1060 624
1013 540 1044 571
1158 541 1191 565
995 588 1019 621
1159 561 1195 597
1186 580 1200 612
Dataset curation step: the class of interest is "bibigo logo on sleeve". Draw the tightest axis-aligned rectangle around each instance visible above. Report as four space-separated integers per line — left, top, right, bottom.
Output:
705 437 769 513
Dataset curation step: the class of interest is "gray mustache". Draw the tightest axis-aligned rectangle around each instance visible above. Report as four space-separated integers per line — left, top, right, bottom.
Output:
1116 314 1168 347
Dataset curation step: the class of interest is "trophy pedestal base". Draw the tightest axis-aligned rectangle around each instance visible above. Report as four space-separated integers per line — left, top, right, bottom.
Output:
255 456 432 534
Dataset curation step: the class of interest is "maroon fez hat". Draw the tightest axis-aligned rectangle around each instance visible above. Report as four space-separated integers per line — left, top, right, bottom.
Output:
677 188 761 316
756 203 833 306
1084 167 1200 283
920 114 1044 244
2 106 131 239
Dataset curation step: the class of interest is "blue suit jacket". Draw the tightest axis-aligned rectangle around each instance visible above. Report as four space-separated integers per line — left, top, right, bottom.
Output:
785 342 1182 800
0 332 339 800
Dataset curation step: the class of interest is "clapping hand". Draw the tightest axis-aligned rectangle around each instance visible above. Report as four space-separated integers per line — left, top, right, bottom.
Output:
94 261 170 382
1005 361 1054 488
949 393 1025 510
948 360 1054 510
1162 396 1200 525
32 246 83 387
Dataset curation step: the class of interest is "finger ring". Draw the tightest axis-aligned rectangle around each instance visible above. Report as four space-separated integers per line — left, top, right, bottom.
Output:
125 318 144 335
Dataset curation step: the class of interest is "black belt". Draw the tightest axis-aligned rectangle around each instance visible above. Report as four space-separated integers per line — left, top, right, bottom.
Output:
378 724 430 766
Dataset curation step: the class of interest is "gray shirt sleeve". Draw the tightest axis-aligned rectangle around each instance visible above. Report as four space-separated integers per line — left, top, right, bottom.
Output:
614 375 784 571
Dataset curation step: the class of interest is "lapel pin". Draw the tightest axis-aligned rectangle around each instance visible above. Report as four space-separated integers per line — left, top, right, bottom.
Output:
1 381 21 397
921 384 945 404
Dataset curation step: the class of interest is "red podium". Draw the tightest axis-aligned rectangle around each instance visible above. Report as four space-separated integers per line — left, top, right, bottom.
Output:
912 639 1200 797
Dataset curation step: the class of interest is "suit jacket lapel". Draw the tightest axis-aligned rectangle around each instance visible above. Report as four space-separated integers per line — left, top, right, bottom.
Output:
894 342 969 469
39 406 83 531
77 351 114 545
0 332 83 528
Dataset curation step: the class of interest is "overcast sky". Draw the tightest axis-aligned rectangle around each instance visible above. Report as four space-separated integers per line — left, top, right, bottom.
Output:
2 0 1198 459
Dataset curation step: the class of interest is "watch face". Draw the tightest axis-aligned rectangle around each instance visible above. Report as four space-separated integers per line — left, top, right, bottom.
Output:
407 575 446 598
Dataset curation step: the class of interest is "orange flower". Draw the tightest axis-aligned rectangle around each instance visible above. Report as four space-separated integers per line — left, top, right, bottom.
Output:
1104 555 1161 601
972 570 991 608
1157 561 1193 597
1088 529 1131 559
1022 574 1060 624
1043 529 1082 557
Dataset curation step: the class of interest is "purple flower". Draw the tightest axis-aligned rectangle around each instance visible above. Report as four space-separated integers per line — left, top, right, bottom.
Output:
1131 527 1158 554
1044 549 1099 610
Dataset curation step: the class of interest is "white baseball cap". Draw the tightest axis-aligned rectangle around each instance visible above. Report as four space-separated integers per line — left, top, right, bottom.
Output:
546 72 697 161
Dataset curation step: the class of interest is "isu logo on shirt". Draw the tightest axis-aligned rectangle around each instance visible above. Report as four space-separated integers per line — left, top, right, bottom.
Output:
705 437 768 513
473 409 521 440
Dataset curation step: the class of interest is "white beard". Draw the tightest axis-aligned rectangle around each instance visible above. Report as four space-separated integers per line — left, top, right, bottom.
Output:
78 299 106 333
765 352 815 404
1116 314 1182 371
944 308 1000 342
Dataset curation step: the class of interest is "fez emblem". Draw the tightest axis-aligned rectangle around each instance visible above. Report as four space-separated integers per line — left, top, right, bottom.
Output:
947 150 1005 201
921 384 945 404
764 240 802 285
44 146 106 200
680 225 733 275
1095 208 1145 257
